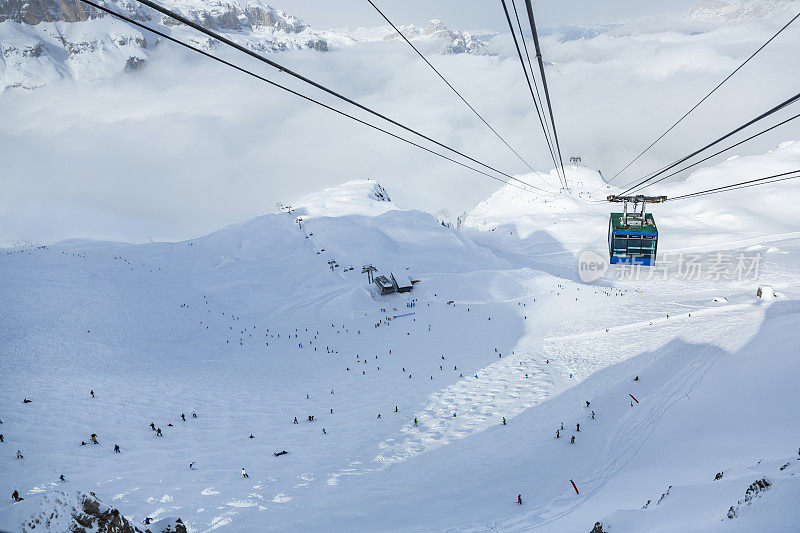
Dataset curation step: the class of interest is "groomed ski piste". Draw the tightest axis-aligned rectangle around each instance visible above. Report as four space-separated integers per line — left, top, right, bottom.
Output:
2 142 800 532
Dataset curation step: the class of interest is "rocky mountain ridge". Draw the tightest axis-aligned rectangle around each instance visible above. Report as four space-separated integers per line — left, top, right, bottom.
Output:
0 0 491 91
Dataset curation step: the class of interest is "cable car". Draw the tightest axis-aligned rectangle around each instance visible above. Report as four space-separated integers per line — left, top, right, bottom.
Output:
607 195 666 266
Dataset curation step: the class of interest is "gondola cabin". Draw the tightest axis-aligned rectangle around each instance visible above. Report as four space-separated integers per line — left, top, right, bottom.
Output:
608 212 658 265
606 195 666 266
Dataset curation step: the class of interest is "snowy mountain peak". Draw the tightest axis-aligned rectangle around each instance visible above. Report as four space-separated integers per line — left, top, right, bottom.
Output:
0 0 157 24
160 0 306 34
685 0 800 22
386 18 487 55
291 179 397 219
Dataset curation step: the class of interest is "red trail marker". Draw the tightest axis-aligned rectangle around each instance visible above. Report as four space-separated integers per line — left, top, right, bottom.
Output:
570 479 579 495
629 393 639 404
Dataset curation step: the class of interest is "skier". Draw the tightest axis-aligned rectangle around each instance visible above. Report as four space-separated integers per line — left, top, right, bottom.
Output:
241 468 249 479
560 423 564 430
181 413 186 422
576 423 580 432
90 434 98 444
586 401 590 407
591 411 595 420
113 444 120 453
570 436 575 444
16 449 23 459
377 414 381 419
414 418 418 426
193 412 198 418
293 417 298 424
322 428 327 434
517 494 522 505
330 409 334 414
150 422 156 431
90 390 95 398
502 417 507 426
395 406 398 413
0 434 3 443
634 376 639 381
249 434 255 439
189 462 196 470
12 490 23 502
156 428 162 437
59 474 66 482
556 430 560 439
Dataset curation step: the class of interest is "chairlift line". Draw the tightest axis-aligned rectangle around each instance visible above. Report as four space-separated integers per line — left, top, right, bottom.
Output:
620 90 800 195
365 0 555 190
607 11 800 185
75 0 550 194
666 169 800 201
619 111 800 193
509 0 561 189
499 0 566 190
602 170 800 267
523 0 567 187
677 173 800 199
129 0 539 192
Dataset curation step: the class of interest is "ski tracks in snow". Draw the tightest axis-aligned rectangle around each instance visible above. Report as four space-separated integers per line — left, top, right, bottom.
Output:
332 284 765 488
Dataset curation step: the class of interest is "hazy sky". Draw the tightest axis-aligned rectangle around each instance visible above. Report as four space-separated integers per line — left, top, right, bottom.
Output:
269 0 697 31
1 1 799 245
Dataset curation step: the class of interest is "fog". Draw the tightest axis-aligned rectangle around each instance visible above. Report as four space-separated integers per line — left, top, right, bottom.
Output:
271 0 697 32
1 5 798 244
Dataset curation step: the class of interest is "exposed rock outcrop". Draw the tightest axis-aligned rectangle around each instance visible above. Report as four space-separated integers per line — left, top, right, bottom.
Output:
21 490 186 532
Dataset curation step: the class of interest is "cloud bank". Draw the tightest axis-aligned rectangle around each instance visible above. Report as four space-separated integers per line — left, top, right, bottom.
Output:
1 9 798 244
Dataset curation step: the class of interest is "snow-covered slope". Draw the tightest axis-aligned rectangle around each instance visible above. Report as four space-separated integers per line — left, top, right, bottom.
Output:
2 173 800 531
463 141 800 263
0 0 490 91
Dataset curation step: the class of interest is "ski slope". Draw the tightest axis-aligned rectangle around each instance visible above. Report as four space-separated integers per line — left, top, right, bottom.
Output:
2 160 800 531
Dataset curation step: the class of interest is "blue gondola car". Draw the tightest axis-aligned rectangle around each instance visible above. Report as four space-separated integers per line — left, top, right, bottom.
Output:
608 211 659 266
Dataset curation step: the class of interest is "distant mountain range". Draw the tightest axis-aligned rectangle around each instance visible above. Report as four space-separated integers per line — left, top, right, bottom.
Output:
685 0 800 22
0 0 490 91
2 0 798 92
